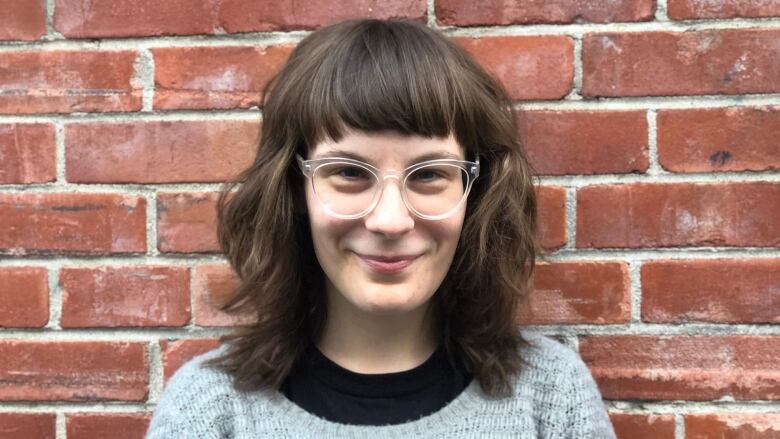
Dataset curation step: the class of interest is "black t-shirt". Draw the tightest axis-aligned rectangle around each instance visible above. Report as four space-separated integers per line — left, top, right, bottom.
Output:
280 342 473 426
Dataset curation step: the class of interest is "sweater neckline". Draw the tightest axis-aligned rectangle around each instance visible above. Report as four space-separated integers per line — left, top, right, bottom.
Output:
267 373 484 435
301 342 453 398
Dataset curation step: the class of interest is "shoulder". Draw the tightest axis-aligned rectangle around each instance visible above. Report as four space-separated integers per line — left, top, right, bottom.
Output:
516 330 592 383
514 330 617 438
146 345 236 438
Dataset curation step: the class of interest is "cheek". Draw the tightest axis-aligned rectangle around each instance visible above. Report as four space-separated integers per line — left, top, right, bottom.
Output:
434 209 466 253
306 197 353 261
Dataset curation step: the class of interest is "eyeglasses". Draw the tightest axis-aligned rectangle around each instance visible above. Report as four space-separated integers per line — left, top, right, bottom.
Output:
296 154 480 220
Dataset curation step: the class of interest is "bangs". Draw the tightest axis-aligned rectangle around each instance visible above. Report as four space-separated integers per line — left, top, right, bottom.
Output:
282 20 473 152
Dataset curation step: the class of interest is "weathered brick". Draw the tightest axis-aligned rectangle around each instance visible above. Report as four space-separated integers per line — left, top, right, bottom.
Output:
657 106 780 172
0 193 147 255
0 341 148 401
583 30 780 97
193 264 255 327
642 259 780 324
160 339 222 382
65 120 259 183
518 261 631 324
686 413 780 438
577 183 780 248
0 413 55 439
0 51 141 114
580 335 780 400
217 0 427 33
54 0 219 38
0 267 49 328
157 192 220 253
66 413 151 439
518 110 648 175
60 266 190 328
437 0 655 25
669 0 780 19
153 45 294 110
536 186 567 250
610 412 676 439
0 123 56 184
456 36 574 100
0 0 46 40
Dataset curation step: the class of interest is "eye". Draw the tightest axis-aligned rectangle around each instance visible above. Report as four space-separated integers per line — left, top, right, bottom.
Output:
333 166 369 180
412 169 444 182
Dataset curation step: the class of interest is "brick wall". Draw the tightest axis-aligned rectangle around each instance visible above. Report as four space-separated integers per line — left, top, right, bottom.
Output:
1 0 779 437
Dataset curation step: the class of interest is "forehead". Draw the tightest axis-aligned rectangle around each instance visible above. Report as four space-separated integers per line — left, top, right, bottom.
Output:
309 130 464 167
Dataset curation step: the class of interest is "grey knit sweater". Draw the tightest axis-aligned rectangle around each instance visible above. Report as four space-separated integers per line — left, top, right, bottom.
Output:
145 331 617 438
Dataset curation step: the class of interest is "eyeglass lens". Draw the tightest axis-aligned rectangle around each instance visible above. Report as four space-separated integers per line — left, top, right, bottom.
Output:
311 162 468 217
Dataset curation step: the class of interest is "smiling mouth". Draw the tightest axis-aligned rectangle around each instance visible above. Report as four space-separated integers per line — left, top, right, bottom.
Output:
356 254 420 274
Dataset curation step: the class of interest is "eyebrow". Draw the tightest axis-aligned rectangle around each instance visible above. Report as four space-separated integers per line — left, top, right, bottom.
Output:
312 149 463 165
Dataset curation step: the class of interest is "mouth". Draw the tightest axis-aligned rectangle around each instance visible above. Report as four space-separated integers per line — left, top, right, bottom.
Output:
355 253 421 274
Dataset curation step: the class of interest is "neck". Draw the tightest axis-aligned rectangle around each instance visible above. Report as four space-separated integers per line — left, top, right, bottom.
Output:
316 282 439 374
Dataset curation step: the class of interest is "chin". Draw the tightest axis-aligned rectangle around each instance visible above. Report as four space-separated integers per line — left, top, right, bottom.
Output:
353 283 427 314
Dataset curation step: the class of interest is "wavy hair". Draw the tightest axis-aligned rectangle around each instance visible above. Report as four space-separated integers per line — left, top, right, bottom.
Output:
205 18 542 398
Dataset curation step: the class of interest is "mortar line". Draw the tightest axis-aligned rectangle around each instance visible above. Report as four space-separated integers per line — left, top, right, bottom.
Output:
47 267 62 330
647 109 662 175
564 186 577 250
54 123 65 182
56 412 66 439
629 261 643 323
2 18 780 52
676 413 685 439
656 0 670 22
148 341 163 404
2 248 779 268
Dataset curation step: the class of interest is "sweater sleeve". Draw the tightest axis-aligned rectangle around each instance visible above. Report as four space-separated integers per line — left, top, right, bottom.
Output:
562 349 617 439
145 356 233 439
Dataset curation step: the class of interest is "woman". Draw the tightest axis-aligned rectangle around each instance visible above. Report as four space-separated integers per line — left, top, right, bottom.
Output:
146 18 616 438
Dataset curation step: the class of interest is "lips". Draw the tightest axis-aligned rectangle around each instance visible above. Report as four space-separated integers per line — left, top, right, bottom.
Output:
356 253 421 274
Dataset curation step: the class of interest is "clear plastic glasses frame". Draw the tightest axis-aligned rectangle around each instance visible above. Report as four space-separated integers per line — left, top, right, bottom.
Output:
295 153 480 220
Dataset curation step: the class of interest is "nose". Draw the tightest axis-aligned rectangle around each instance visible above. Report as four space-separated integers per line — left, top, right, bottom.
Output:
363 176 414 237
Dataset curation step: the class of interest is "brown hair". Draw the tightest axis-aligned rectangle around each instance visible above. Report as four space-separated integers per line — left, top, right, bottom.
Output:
205 18 542 399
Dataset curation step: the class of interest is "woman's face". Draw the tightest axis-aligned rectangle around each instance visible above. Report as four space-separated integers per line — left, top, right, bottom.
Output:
304 130 466 317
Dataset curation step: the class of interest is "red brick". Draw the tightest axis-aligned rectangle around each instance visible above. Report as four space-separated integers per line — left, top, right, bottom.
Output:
217 0 427 33
0 413 55 439
0 123 56 184
54 0 219 38
0 341 148 401
437 0 654 25
0 51 141 114
153 45 294 110
580 335 780 400
518 110 648 175
669 0 780 19
0 193 147 255
456 36 574 100
0 0 46 40
686 413 780 438
0 267 49 328
576 183 780 248
65 120 259 183
536 186 567 250
157 192 220 253
519 261 630 324
642 259 780 324
66 413 151 439
160 339 222 382
60 266 190 328
610 412 676 439
582 30 780 97
657 106 780 173
193 264 255 327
